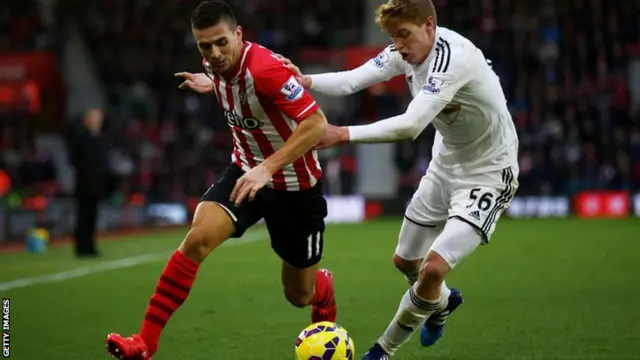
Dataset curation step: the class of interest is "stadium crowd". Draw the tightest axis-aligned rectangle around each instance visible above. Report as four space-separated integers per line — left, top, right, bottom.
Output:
0 0 61 205
1 0 639 205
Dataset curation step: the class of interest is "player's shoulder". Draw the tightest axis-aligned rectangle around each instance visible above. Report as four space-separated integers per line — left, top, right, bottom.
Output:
245 42 306 100
244 42 285 77
435 27 476 53
370 43 406 70
431 27 485 75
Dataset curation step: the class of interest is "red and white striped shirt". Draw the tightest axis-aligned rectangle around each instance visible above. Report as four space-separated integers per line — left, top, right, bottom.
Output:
203 42 322 191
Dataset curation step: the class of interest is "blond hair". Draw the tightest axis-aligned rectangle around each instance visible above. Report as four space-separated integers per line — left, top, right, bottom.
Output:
375 0 437 30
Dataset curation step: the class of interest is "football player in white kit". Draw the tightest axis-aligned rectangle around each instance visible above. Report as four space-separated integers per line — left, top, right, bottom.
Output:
281 0 519 358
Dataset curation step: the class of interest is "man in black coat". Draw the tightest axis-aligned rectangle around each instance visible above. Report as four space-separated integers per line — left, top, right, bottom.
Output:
66 108 114 257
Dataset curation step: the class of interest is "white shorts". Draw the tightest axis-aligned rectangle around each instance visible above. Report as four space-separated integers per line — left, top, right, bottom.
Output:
396 214 488 268
404 165 519 243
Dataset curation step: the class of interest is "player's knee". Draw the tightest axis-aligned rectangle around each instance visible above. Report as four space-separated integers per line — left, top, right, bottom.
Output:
419 254 449 285
179 203 235 262
179 224 225 262
393 254 421 275
179 227 211 262
283 286 314 308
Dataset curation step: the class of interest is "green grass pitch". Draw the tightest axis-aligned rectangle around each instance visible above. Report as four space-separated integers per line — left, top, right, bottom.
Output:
2 218 640 359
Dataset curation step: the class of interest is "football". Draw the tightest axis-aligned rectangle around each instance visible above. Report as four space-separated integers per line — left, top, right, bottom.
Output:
295 321 355 360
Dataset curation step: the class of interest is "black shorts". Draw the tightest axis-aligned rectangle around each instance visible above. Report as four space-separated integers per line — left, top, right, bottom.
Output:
200 164 327 269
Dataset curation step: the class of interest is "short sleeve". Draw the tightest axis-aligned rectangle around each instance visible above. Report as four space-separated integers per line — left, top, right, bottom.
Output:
254 63 319 123
419 43 477 103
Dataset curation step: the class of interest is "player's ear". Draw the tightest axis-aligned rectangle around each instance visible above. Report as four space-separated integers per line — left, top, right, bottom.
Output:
235 25 243 41
424 16 435 31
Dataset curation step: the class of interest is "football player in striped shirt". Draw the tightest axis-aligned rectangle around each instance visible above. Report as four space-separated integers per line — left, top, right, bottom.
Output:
105 2 336 359
282 0 519 358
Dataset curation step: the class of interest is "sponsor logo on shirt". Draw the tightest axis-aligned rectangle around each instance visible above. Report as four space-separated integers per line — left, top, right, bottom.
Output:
224 109 263 130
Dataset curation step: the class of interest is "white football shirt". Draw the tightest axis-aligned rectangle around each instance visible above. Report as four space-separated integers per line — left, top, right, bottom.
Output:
309 27 519 176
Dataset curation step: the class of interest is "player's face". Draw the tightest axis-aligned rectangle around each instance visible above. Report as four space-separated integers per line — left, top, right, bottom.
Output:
384 17 436 65
192 21 243 74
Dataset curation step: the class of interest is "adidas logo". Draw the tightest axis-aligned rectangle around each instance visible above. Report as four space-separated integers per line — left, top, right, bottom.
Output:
469 210 481 220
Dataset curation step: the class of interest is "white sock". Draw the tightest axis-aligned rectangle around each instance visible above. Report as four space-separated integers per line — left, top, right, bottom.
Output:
404 273 450 310
439 281 451 309
378 284 440 355
427 281 454 326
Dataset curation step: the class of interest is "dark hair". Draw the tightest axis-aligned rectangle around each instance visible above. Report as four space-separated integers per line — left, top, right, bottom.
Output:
191 1 237 30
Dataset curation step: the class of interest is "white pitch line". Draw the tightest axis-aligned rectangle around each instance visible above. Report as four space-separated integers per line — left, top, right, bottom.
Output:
0 230 268 292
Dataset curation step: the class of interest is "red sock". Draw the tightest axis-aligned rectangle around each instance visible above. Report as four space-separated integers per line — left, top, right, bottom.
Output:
140 250 199 354
311 270 329 306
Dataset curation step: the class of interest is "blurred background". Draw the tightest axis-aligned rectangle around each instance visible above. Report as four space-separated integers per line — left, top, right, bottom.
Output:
0 0 639 244
2 1 640 359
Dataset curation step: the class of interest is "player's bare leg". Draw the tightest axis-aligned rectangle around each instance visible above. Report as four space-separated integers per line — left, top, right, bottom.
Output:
106 202 236 359
281 262 337 323
393 255 422 285
363 218 480 359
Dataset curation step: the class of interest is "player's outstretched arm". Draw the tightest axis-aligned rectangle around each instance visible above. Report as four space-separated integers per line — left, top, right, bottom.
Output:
280 56 379 96
315 95 447 149
317 49 476 147
348 93 447 142
306 66 387 96
279 46 404 96
174 72 214 93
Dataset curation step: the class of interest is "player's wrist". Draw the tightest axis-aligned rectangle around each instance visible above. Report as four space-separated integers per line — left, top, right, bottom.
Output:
340 127 351 143
304 75 314 89
260 161 278 176
304 75 312 89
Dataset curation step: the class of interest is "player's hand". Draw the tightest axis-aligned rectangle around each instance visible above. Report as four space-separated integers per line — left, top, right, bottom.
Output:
174 72 214 94
230 164 272 206
275 54 312 89
314 125 349 150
